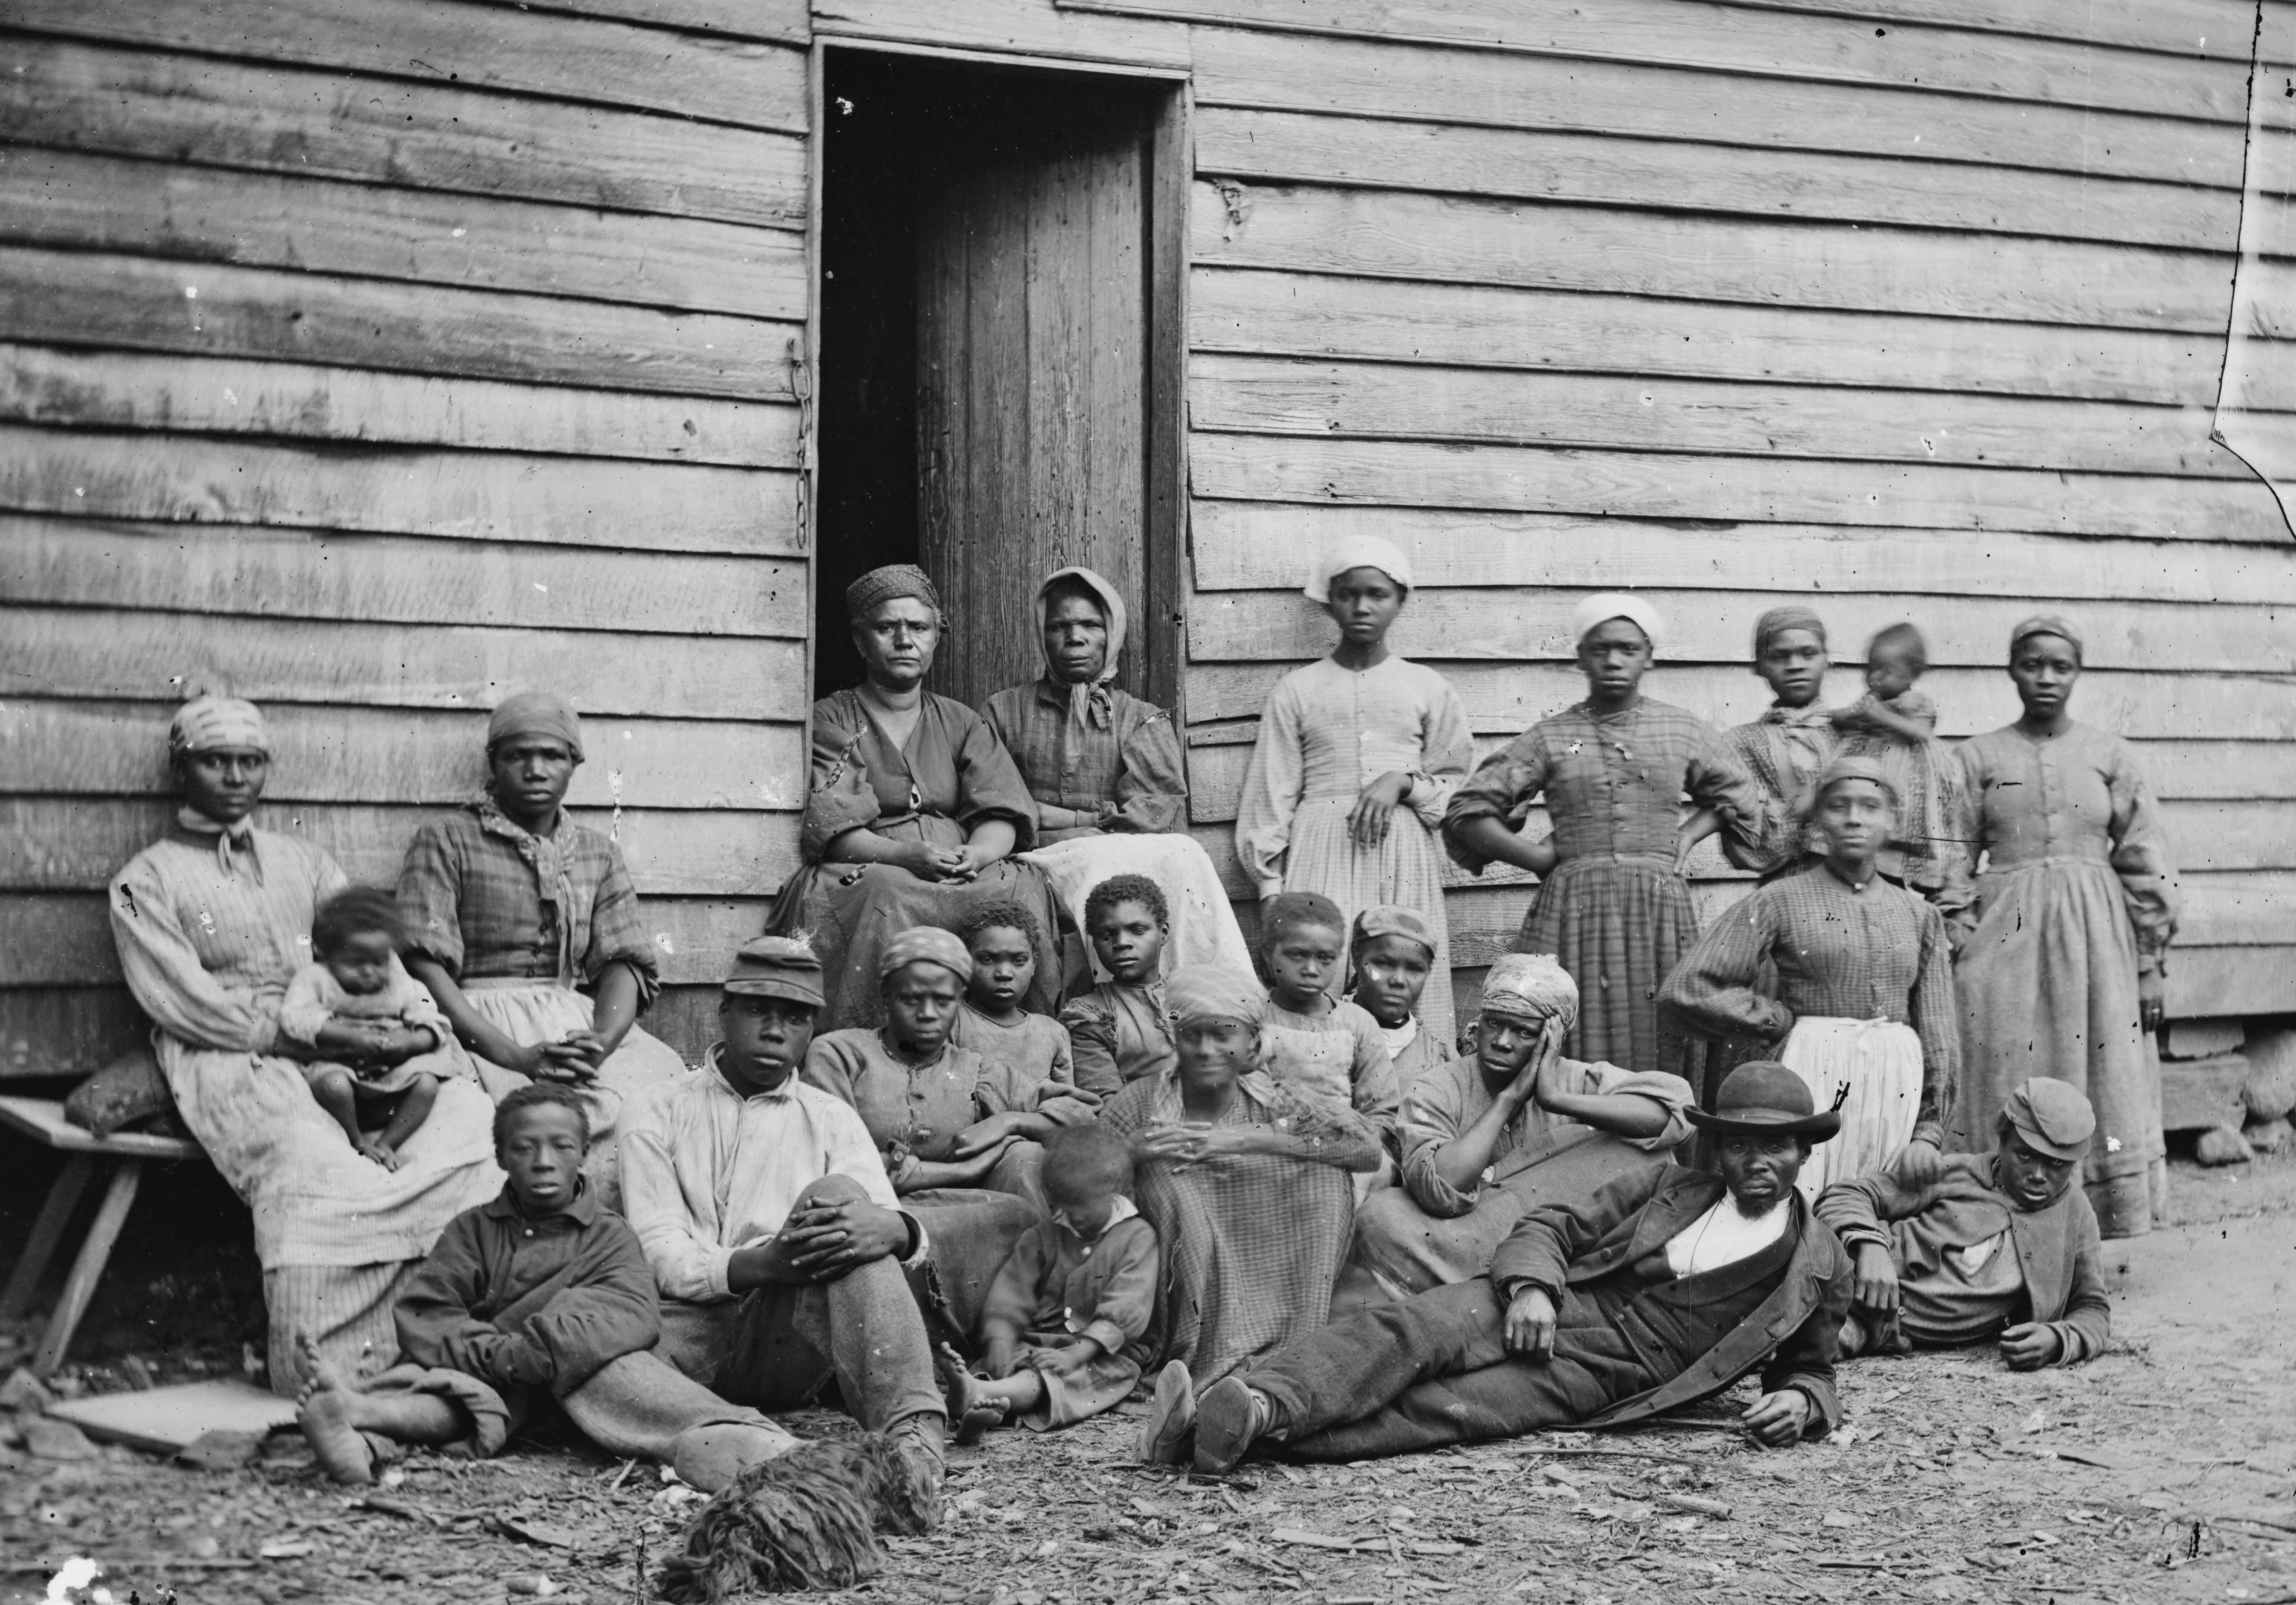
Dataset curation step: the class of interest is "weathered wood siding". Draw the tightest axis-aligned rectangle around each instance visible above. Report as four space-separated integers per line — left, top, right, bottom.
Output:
0 3 815 1075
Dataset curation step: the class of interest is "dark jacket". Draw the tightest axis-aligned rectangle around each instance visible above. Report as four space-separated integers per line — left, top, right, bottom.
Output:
1490 1168 1853 1436
394 1182 661 1395
981 1208 1161 1363
1814 1152 2109 1363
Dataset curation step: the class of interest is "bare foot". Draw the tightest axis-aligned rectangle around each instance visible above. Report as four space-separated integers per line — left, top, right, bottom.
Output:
932 1343 1003 1445
357 1138 403 1171
293 1331 353 1406
297 1390 376 1485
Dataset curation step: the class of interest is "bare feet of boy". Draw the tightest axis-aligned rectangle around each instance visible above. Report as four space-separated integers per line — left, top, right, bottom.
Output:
932 1342 1004 1445
293 1331 376 1485
356 1136 403 1171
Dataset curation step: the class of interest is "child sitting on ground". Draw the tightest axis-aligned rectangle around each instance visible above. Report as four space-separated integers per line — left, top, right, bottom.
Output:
1348 904 1444 1094
1060 874 1178 1094
296 1083 663 1483
936 1124 1159 1440
280 886 460 1169
1829 622 1970 916
949 902 1079 1093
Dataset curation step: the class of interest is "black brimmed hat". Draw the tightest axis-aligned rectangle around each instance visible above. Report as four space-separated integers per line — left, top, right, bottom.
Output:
1685 1061 1841 1141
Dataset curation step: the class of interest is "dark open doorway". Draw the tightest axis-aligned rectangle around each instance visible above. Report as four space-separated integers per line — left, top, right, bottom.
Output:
813 47 1185 713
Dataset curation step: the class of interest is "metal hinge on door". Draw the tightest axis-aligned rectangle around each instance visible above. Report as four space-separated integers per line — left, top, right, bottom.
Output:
789 337 816 551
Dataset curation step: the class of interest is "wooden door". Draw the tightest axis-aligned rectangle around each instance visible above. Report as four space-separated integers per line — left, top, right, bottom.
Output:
914 86 1149 709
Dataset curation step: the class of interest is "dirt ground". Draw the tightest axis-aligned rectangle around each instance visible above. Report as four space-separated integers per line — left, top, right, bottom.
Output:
5 1153 2295 1605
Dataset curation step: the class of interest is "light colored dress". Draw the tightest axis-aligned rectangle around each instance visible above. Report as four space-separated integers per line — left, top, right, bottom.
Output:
109 822 500 1394
1953 723 2177 1235
1236 657 1472 1044
278 952 468 1096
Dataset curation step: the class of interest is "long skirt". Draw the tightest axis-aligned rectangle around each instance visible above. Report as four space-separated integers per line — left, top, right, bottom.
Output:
1020 833 1254 979
1277 794 1457 1046
459 980 690 1212
1518 854 1696 1079
1951 858 2164 1236
1779 1016 1922 1203
156 1036 502 1395
772 859 1062 1032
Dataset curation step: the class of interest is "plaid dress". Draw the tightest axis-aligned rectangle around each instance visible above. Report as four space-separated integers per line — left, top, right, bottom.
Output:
1101 1069 1375 1385
1719 706 1838 882
1445 699 1767 1079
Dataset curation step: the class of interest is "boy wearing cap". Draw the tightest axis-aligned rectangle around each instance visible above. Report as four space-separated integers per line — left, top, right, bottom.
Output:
1816 1077 2109 1368
619 935 948 1481
1351 953 1695 1296
1153 1062 1853 1470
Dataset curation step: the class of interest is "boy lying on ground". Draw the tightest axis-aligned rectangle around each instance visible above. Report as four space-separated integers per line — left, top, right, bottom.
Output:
297 1082 788 1487
1816 1076 2109 1368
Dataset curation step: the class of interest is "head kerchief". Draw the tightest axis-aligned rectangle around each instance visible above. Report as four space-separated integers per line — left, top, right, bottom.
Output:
878 926 973 985
487 690 585 763
1037 566 1129 733
1753 604 1828 656
847 564 941 625
1351 904 1436 959
1163 964 1266 1028
1305 535 1414 604
1479 953 1579 1031
169 696 269 759
1571 592 1665 652
2009 613 2083 664
722 934 826 1009
1811 753 1900 810
2004 1077 2095 1160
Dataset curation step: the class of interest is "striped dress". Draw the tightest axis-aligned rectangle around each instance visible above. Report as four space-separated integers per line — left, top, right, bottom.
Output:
1235 656 1472 1045
1445 698 1766 1079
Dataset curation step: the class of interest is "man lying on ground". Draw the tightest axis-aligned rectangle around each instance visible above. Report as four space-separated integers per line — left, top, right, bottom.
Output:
297 1083 784 1486
1144 1061 1852 1470
1816 1076 2109 1368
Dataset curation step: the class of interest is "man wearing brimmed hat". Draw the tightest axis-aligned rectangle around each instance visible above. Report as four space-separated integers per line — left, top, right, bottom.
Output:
1816 1077 2108 1368
1159 1061 1854 1471
1351 953 1697 1297
620 936 947 1493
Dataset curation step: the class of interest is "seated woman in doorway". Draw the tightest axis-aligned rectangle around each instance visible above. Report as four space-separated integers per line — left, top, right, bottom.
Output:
397 691 689 1211
1351 954 1693 1298
984 566 1252 980
774 564 1065 1030
110 696 500 1396
1660 755 1958 1202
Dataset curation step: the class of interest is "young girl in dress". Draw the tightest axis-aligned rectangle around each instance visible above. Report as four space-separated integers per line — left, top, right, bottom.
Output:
1236 535 1472 1047
1059 875 1176 1094
949 903 1077 1094
1256 893 1399 1167
1830 623 1971 921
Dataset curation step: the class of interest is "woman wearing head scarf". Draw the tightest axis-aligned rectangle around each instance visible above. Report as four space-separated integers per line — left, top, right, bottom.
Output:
110 698 500 1396
396 691 689 1211
1234 536 1474 1044
1701 605 1841 882
1444 594 1768 1081
1951 617 2177 1237
772 565 1065 1029
1351 954 1695 1297
1662 755 1960 1201
983 566 1253 980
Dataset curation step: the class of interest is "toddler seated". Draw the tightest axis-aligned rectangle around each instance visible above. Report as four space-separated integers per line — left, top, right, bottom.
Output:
937 1124 1159 1439
280 886 461 1168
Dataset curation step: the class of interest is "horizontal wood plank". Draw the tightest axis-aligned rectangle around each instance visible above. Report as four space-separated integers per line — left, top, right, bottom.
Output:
0 424 801 554
0 248 802 402
1188 589 2295 674
0 987 149 1082
0 797 799 896
1188 354 2246 479
1187 433 2290 546
1187 26 2240 188
461 0 808 43
0 34 808 231
1077 0 2248 122
1187 501 2295 606
0 606 809 721
812 0 1191 66
4 149 807 322
1 519 806 637
0 891 775 987
1185 662 2296 742
0 345 801 469
1192 182 2242 336
1 701 807 810
1188 268 2254 410
9 0 811 133
1713 0 2251 60
2167 946 2296 1017
1194 106 2240 251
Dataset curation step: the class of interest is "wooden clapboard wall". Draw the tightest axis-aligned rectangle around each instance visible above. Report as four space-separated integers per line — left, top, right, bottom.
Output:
0 1 815 1076
808 0 2296 1020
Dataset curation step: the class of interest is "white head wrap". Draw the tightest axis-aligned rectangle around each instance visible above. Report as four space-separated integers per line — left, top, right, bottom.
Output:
1570 592 1665 652
1305 535 1414 604
1036 566 1129 732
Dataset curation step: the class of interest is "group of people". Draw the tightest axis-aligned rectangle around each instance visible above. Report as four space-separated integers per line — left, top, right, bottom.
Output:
97 542 2162 1566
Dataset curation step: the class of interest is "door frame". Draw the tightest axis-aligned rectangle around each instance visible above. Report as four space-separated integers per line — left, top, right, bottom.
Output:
803 37 1193 720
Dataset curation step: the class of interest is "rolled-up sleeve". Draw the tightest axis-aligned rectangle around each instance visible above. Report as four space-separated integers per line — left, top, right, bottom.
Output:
395 821 469 975
1576 1059 1697 1152
1443 733 1548 875
802 709 887 862
1396 1066 1480 1218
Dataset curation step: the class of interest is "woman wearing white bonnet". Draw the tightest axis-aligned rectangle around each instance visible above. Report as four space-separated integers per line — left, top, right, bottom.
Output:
1351 951 1696 1295
1443 592 1767 1083
1236 533 1472 1043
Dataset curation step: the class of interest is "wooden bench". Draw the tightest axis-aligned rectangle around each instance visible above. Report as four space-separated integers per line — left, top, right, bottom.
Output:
0 1096 206 1376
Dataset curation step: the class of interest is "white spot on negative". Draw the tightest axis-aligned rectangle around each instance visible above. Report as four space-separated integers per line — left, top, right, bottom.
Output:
184 286 198 299
654 933 676 953
533 582 548 593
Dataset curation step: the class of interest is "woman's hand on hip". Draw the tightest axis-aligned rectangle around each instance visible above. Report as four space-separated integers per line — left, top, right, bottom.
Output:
2137 970 2166 1033
1347 772 1411 848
